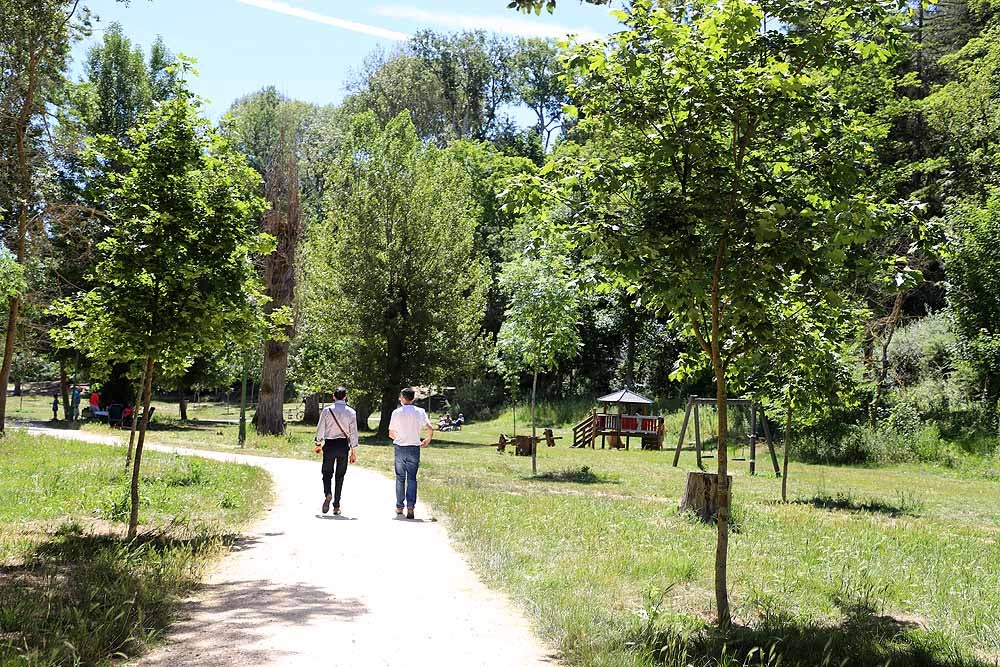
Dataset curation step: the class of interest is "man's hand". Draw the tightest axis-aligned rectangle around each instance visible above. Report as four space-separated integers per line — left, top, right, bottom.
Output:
349 449 357 464
314 442 322 454
420 438 431 448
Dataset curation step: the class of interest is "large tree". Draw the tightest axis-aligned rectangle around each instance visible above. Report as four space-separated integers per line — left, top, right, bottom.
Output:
54 79 267 538
222 87 309 435
0 0 91 432
522 0 909 625
303 111 486 437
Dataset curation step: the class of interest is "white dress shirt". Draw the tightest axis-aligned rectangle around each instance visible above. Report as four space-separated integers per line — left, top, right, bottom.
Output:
315 401 359 449
389 404 432 446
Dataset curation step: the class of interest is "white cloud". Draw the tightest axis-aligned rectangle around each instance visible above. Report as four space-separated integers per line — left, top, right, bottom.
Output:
236 0 409 41
374 5 602 41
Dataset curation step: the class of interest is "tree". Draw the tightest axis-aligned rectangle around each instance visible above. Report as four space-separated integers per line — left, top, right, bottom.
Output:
53 80 268 539
513 38 568 151
946 194 1000 412
497 243 580 475
409 31 517 142
222 87 309 436
0 0 90 432
303 111 486 437
521 0 908 626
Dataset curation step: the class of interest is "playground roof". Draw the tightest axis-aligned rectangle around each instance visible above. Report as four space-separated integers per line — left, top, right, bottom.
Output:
597 388 653 405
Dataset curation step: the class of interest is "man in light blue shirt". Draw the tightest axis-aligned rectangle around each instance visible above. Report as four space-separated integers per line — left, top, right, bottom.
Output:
388 387 433 519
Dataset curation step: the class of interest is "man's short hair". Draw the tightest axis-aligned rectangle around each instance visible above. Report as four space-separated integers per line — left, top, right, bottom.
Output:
334 386 347 400
400 387 416 401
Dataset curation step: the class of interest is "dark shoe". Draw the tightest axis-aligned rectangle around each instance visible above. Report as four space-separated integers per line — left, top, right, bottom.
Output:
322 495 332 514
333 506 341 516
406 507 415 520
395 508 404 517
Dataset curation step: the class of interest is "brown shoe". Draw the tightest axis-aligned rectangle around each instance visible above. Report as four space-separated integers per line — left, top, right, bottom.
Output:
395 508 404 517
406 507 415 520
333 506 341 516
322 495 332 514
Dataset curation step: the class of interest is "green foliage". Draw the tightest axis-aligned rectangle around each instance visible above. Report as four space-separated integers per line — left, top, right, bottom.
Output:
946 193 1000 405
53 82 270 377
496 242 581 380
299 111 487 412
0 247 26 302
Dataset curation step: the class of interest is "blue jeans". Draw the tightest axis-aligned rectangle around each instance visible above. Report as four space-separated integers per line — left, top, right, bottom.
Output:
394 445 421 509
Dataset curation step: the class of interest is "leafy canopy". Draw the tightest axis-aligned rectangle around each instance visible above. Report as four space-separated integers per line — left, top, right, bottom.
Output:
53 82 270 376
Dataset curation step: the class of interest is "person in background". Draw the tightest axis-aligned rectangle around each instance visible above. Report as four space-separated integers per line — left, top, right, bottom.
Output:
89 388 100 411
70 385 81 421
313 386 359 515
51 394 59 421
388 387 434 519
454 413 465 429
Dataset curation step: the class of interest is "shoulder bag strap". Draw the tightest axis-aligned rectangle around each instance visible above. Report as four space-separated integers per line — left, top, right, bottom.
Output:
328 405 350 440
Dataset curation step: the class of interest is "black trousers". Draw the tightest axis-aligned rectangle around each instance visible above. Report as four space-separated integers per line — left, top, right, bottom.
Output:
321 438 350 505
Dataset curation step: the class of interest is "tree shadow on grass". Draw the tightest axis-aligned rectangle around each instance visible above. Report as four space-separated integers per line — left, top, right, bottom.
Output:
793 491 924 518
528 466 619 485
641 609 991 667
0 525 323 666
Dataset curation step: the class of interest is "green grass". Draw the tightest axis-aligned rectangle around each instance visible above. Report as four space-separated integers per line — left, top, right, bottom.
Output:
0 432 271 667
24 404 1000 666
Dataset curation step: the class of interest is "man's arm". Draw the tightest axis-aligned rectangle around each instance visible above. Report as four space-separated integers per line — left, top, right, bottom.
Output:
315 409 327 444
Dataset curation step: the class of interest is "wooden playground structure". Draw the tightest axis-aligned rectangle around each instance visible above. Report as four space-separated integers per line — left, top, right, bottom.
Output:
671 395 781 476
571 388 665 451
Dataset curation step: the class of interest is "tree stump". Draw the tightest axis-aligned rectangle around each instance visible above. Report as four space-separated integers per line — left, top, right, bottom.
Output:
544 428 556 447
679 472 732 522
514 435 534 456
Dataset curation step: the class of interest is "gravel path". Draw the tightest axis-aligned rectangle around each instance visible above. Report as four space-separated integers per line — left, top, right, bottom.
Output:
25 427 558 667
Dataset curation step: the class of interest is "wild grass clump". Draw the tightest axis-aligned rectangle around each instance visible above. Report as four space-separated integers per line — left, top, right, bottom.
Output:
0 433 270 666
0 524 230 666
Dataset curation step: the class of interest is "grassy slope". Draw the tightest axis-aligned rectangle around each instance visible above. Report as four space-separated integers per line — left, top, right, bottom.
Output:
0 432 271 667
19 401 1000 666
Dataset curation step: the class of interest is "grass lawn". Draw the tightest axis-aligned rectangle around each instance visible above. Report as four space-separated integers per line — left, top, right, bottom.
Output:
0 431 271 667
16 402 1000 666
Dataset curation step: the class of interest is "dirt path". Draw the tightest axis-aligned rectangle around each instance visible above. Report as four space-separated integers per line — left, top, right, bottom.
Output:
25 427 558 667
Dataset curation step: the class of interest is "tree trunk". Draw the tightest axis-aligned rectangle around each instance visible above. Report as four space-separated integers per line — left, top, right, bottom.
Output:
127 356 155 540
256 141 301 436
680 471 731 522
59 359 71 421
531 366 539 476
178 386 188 421
12 379 20 397
781 399 793 503
355 395 373 431
870 292 904 426
624 303 637 388
303 392 320 425
125 366 145 472
377 325 405 438
710 239 731 628
256 340 288 435
377 386 400 438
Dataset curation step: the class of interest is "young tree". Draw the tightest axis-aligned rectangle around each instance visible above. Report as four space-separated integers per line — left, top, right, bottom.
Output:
54 81 268 539
497 245 580 475
522 0 909 625
303 111 486 437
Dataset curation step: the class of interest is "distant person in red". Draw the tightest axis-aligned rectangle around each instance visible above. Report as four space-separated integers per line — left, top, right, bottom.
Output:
89 390 100 411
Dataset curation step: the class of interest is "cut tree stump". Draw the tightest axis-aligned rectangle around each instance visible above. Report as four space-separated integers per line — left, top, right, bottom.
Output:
679 471 732 522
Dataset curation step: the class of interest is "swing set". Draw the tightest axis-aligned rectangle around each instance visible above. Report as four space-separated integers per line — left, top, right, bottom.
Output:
671 396 782 476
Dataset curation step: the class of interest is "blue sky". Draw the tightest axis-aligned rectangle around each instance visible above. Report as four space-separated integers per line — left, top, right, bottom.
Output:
72 0 625 120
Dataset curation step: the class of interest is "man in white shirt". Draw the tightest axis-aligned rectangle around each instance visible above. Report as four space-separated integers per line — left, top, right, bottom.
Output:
388 387 433 519
314 386 359 515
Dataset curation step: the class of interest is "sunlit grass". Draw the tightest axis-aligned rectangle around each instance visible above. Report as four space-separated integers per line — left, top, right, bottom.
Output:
0 432 271 666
